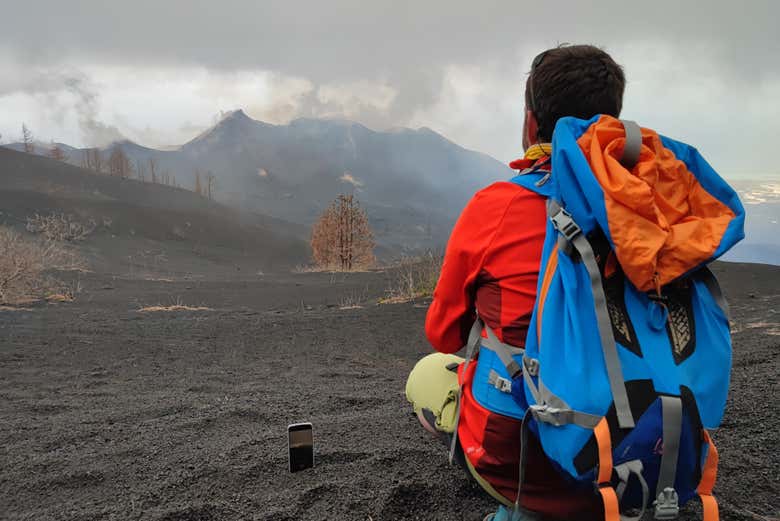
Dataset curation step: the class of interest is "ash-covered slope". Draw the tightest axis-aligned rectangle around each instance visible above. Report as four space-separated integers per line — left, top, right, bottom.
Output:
7 111 512 252
0 147 309 274
175 110 512 250
7 121 778 263
3 141 81 158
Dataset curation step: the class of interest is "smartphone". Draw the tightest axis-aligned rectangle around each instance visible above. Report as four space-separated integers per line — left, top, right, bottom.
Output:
288 422 314 472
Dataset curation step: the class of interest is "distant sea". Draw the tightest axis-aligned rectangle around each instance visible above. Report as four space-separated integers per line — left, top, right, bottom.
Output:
721 176 779 265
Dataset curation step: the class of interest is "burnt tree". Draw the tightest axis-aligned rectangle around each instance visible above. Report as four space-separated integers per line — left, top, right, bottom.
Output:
206 171 216 200
108 146 132 178
311 194 374 271
48 143 68 162
82 148 104 173
148 157 159 184
194 170 203 196
21 124 34 154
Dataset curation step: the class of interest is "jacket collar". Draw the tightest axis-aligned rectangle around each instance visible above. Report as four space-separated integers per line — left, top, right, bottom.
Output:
509 143 552 170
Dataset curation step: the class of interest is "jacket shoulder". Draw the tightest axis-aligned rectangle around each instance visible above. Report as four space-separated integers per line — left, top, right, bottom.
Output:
470 181 546 208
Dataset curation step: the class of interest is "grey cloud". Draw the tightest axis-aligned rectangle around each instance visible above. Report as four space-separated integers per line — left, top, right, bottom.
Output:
283 67 443 130
0 1 778 173
61 74 125 146
2 1 778 118
0 66 125 146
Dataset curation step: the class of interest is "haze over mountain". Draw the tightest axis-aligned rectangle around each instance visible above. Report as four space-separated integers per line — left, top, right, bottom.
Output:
5 114 777 265
6 110 512 252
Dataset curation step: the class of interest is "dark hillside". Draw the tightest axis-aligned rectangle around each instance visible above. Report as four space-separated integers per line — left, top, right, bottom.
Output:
0 148 309 274
5 112 513 252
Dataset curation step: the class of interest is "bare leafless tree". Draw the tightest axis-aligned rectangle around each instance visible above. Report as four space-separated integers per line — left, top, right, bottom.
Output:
311 194 374 270
148 157 158 184
194 170 203 196
48 142 68 162
82 148 104 173
135 159 146 182
206 171 216 200
108 146 132 178
21 124 34 154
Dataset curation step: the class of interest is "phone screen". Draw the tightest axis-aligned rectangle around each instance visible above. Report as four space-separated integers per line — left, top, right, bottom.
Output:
288 423 314 472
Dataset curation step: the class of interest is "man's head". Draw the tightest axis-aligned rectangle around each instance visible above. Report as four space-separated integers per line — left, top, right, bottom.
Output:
523 44 625 149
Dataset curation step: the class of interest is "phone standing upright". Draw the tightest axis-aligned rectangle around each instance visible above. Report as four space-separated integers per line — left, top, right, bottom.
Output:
287 422 314 472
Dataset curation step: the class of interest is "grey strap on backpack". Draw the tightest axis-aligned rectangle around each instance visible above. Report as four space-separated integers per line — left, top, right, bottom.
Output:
615 459 650 521
448 318 483 464
654 396 682 519
620 120 642 170
483 324 524 378
547 200 635 429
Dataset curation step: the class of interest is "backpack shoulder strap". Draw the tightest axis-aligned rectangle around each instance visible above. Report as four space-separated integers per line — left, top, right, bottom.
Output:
620 119 642 169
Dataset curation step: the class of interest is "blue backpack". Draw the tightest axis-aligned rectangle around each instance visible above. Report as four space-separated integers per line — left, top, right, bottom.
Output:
466 115 744 521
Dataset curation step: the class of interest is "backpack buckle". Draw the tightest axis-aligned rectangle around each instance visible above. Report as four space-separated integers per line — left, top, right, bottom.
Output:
653 487 679 519
535 171 552 187
549 206 582 241
495 377 513 393
529 404 566 426
523 356 539 377
487 370 513 394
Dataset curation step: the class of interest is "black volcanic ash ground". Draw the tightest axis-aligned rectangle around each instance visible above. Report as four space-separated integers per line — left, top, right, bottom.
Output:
0 264 778 521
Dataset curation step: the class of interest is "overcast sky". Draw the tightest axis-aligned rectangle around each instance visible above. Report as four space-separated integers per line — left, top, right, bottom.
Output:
0 0 777 177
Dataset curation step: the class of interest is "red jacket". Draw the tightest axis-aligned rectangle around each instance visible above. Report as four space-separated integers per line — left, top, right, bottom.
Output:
425 157 602 519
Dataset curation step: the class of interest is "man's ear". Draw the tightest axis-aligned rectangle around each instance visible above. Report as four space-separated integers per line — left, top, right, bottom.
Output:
523 109 539 150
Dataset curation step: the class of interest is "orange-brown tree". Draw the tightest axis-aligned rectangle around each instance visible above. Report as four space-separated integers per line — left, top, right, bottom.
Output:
108 146 132 178
82 148 104 173
48 143 68 162
194 170 203 195
311 194 374 271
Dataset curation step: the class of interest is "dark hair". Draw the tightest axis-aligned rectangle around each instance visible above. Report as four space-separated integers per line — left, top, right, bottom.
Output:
525 44 625 142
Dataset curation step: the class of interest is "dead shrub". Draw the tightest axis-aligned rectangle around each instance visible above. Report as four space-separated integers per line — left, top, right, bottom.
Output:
26 212 97 242
292 264 323 274
46 293 75 303
138 304 212 312
339 287 369 309
0 226 85 305
383 251 443 303
137 297 211 312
